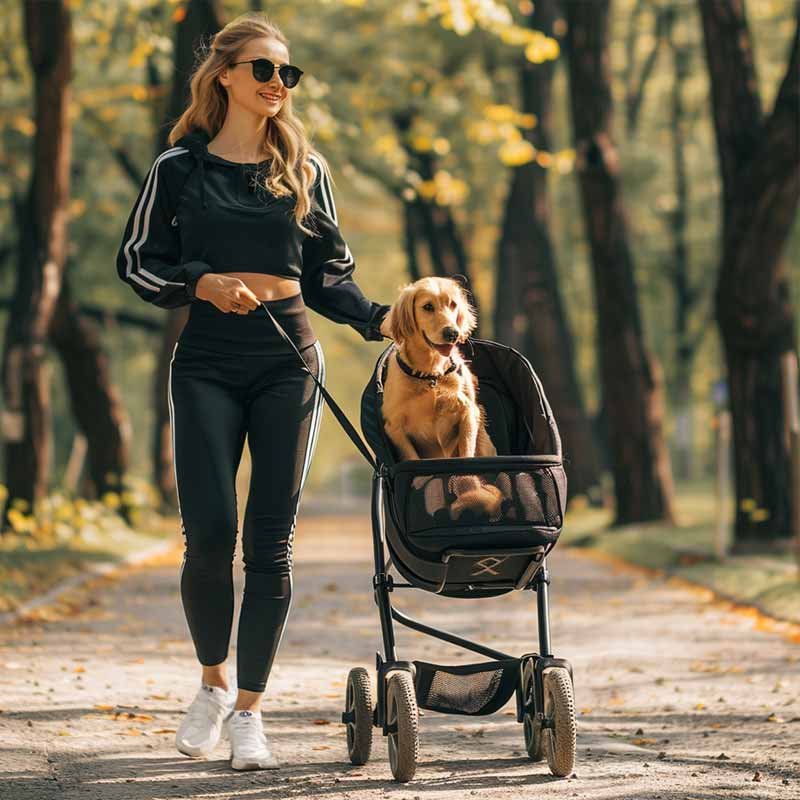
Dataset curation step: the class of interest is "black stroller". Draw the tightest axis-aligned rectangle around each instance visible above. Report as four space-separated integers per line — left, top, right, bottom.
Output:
259 304 576 784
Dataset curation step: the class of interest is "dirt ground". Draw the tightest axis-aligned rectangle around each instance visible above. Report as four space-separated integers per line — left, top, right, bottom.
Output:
0 514 798 799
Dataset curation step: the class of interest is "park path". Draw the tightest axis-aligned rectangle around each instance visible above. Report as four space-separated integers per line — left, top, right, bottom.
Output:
0 514 798 799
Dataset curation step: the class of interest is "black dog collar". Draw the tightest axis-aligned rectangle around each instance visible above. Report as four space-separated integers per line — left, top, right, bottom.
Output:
395 352 461 387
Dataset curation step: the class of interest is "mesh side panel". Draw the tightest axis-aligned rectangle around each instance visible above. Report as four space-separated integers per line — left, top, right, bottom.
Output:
413 658 520 716
401 467 563 534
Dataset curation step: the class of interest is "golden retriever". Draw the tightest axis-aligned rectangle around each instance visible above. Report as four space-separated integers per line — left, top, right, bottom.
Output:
382 277 504 520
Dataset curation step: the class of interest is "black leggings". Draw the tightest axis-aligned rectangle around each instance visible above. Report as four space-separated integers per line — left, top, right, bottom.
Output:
167 334 324 693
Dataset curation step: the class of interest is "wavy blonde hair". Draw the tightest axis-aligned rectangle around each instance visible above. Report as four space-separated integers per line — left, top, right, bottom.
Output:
168 12 330 238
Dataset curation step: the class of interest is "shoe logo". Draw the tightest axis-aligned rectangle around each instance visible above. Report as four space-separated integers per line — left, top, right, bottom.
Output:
237 710 254 717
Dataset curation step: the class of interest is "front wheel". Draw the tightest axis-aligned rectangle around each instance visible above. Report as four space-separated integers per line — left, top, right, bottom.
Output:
521 659 544 761
542 667 576 777
344 667 373 765
386 671 419 782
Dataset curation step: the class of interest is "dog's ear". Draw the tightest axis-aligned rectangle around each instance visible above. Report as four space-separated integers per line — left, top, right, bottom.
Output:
389 284 418 344
455 285 478 338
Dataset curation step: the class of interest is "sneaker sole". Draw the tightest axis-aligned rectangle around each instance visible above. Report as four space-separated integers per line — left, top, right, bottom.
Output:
231 756 280 770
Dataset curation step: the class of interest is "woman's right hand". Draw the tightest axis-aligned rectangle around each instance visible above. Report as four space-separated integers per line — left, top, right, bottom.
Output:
195 273 261 314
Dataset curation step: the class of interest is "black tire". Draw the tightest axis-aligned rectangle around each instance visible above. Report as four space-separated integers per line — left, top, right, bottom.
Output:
521 659 544 761
344 667 373 765
542 667 577 777
386 671 419 782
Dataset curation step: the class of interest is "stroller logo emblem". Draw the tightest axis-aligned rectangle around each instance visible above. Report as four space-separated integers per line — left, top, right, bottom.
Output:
471 556 509 576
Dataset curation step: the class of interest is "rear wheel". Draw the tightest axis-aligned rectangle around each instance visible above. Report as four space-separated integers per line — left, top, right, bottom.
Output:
542 667 576 777
344 667 373 765
521 658 544 761
386 671 419 782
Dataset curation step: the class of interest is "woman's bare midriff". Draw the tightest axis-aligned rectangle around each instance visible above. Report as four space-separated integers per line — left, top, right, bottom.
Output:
226 272 301 301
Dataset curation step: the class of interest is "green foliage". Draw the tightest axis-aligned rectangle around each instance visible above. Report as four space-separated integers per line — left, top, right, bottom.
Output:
0 0 796 495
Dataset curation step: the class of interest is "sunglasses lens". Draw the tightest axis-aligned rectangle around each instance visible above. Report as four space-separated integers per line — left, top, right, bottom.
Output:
279 66 302 89
252 59 274 82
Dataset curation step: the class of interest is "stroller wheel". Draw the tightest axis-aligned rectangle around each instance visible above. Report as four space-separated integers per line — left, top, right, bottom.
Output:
542 667 577 777
521 659 544 762
386 671 419 782
344 667 373 765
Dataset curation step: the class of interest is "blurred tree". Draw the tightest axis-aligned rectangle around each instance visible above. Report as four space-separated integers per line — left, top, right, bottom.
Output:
48 271 132 513
151 0 224 511
564 0 676 524
1 0 73 531
698 0 799 547
494 0 601 501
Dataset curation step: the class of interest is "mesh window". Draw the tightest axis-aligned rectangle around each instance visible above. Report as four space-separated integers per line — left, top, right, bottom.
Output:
395 464 564 535
413 658 520 716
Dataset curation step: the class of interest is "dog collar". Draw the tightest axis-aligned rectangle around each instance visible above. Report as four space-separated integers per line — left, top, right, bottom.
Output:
395 352 461 387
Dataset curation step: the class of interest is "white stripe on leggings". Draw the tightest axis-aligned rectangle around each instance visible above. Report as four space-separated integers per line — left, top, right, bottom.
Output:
168 340 188 584
270 340 325 674
298 339 326 500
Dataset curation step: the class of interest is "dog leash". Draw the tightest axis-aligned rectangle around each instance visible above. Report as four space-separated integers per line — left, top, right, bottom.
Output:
258 300 378 470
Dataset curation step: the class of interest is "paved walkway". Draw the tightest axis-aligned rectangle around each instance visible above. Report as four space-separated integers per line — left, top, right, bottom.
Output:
1 515 798 799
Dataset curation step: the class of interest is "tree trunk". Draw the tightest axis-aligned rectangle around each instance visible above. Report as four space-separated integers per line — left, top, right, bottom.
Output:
698 0 799 545
665 5 697 481
494 0 601 500
1 0 72 530
48 275 132 513
152 0 223 509
564 0 676 524
393 110 481 334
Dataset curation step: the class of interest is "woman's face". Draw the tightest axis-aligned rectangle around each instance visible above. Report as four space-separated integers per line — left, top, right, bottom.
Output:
219 37 291 118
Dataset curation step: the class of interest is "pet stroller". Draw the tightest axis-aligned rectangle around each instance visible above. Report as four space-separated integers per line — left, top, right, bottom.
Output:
347 337 576 782
258 303 576 784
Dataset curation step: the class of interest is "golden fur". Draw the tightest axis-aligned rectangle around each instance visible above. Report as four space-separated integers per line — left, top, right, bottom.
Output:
382 277 497 461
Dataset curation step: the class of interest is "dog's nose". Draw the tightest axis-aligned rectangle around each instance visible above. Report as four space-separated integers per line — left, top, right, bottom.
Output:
442 327 459 343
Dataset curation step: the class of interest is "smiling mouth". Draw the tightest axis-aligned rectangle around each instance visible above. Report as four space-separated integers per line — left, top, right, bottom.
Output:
423 330 457 357
259 93 282 103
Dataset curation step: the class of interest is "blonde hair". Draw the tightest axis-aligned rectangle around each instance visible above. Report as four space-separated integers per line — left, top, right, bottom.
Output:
168 11 330 237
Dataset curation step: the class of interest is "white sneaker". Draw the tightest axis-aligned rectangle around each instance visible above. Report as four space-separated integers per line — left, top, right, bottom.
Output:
175 682 237 758
224 709 280 770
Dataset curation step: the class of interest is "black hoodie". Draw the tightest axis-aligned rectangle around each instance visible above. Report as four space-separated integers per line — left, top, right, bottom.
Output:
115 128 389 342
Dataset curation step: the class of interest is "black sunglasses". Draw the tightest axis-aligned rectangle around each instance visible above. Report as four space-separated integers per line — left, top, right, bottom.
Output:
229 58 304 89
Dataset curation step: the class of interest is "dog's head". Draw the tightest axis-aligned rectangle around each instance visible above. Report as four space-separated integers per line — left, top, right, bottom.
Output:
387 276 477 357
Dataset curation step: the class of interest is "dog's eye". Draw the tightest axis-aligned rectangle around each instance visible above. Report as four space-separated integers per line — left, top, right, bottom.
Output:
422 302 434 312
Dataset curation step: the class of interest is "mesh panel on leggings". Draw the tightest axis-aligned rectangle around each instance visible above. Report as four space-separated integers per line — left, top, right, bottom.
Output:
413 658 520 716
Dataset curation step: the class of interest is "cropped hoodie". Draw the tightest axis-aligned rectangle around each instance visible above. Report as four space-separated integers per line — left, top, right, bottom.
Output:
115 128 390 342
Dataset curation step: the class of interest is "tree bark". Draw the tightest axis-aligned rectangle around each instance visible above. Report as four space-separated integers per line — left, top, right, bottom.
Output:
494 0 601 500
564 0 676 524
1 0 72 530
48 275 132 512
698 0 800 545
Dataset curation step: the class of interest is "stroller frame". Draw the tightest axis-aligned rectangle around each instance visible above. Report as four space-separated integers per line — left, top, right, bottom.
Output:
364 462 573 761
256 301 576 783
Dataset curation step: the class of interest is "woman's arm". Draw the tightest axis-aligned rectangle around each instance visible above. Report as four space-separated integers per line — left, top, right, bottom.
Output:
116 149 214 309
300 153 390 341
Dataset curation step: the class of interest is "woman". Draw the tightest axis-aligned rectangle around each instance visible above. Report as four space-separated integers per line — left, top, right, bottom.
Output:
115 13 391 771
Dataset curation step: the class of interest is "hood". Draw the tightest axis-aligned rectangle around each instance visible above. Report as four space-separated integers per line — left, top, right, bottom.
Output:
174 128 266 210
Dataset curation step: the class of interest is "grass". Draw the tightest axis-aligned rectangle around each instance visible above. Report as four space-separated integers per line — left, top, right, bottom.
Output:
562 480 800 625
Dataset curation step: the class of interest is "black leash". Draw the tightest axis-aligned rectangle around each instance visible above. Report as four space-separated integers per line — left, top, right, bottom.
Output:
258 300 378 471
